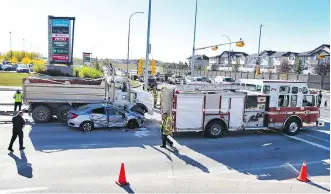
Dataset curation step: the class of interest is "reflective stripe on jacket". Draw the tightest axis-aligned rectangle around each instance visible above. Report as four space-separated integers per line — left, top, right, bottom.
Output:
13 92 23 103
162 116 172 135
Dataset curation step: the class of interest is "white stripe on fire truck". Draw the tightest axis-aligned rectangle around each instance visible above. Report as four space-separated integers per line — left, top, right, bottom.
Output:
267 111 319 115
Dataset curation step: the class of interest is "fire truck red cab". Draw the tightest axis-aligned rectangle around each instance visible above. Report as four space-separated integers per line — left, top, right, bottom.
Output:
239 79 320 135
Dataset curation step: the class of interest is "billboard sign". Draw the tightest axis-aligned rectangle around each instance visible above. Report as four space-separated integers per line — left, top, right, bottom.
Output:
48 16 75 65
83 52 91 65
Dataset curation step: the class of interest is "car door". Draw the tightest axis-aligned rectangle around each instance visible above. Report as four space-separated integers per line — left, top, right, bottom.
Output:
107 108 126 127
89 107 108 128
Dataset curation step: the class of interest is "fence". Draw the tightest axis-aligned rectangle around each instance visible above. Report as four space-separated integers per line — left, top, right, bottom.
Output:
163 67 330 91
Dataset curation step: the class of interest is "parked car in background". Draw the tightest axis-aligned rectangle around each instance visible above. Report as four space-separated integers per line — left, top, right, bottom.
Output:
67 103 144 132
168 75 186 84
214 76 235 85
16 64 30 73
0 64 12 71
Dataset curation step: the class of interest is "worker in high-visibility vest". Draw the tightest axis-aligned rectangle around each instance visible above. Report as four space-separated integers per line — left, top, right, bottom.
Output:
153 87 158 108
13 90 23 111
160 112 174 148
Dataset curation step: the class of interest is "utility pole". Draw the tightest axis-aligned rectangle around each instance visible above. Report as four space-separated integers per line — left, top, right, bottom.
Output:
190 0 198 81
144 0 152 91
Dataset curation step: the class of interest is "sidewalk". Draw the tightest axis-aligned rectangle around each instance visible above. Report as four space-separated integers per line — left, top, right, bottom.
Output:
0 86 22 91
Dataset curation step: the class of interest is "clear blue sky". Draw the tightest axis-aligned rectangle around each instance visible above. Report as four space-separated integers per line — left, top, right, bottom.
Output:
0 0 329 62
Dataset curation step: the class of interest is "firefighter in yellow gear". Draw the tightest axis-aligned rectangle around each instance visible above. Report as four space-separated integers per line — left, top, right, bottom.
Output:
153 87 158 108
160 112 173 148
13 90 23 111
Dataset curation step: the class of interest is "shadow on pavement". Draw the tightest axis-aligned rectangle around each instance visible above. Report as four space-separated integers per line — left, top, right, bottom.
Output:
8 151 33 178
120 184 135 194
309 181 330 192
171 148 210 173
174 129 330 181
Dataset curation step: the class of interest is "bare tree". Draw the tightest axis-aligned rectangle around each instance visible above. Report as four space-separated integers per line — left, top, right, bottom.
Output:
315 61 330 75
278 58 292 73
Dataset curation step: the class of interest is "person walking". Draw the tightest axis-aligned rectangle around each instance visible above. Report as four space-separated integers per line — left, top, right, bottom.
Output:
153 87 158 108
160 112 173 148
318 90 322 107
13 89 23 111
8 111 26 152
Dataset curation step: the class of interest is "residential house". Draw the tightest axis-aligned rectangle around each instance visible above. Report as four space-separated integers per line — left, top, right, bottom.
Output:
208 51 248 70
246 50 275 67
187 55 209 70
298 44 330 68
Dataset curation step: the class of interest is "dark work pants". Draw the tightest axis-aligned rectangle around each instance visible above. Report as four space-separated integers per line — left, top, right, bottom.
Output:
14 102 22 111
8 131 24 149
162 134 173 147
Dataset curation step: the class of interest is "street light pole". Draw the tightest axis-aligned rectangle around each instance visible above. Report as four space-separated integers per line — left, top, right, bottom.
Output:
23 38 25 57
9 32 12 63
191 0 198 82
127 11 143 95
144 0 152 92
257 24 263 64
222 35 231 70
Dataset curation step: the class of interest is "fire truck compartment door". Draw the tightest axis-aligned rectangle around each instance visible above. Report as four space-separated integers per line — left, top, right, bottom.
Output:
229 97 244 128
176 95 204 130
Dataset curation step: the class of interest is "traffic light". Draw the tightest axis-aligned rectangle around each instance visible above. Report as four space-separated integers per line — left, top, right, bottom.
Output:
236 38 245 47
255 64 261 76
317 55 325 60
211 46 218 51
137 59 143 76
151 59 156 75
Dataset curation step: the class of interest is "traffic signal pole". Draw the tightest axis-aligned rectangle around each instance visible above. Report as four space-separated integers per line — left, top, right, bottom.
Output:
144 0 152 92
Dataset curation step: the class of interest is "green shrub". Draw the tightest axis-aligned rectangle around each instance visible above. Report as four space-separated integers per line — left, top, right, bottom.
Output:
33 63 46 73
75 66 103 79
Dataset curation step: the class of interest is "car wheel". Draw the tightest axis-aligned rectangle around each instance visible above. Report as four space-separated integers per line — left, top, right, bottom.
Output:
127 119 139 129
32 105 52 123
205 120 225 138
80 121 94 132
56 105 71 123
283 117 301 136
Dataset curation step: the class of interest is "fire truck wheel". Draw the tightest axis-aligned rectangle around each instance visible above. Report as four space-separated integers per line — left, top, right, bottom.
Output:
284 118 301 136
205 120 225 138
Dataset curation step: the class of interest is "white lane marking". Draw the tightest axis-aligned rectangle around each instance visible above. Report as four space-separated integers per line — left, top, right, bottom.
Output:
270 129 330 151
0 187 48 194
301 133 330 143
319 118 330 123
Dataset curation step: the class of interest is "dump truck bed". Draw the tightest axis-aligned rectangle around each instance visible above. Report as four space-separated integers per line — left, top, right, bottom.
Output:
23 77 106 104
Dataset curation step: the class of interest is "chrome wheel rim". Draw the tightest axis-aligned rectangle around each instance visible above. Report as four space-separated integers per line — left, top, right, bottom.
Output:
83 123 92 131
211 124 221 136
289 122 298 133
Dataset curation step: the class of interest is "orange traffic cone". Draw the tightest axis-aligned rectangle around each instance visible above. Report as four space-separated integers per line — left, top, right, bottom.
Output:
116 163 129 186
297 161 309 182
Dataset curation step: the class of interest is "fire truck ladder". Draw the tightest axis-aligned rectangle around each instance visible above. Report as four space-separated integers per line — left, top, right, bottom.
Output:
175 84 245 92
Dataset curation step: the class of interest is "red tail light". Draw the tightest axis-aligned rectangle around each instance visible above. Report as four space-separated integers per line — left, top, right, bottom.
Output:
70 113 78 119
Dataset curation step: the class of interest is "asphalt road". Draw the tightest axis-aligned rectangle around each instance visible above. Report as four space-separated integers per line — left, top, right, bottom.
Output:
0 111 330 193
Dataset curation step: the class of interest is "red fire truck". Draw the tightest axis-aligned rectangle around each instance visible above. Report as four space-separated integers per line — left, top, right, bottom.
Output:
160 79 322 138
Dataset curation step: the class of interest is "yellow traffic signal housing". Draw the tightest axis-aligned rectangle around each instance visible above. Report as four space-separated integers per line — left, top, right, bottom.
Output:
236 41 245 47
151 59 156 75
255 65 261 76
317 55 325 60
137 59 143 75
211 46 218 51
